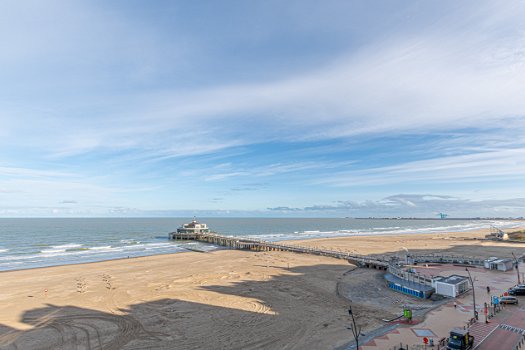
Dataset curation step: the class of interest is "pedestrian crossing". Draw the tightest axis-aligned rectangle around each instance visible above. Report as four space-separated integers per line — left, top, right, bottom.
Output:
500 324 525 335
468 322 498 345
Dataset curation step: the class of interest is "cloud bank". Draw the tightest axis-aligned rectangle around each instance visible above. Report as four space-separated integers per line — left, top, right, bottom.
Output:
0 1 524 216
267 194 525 218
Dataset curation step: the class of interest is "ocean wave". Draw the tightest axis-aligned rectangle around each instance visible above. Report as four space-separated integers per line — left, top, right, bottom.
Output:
51 243 83 249
250 221 509 241
0 218 521 272
120 239 140 244
89 245 112 250
374 226 401 231
121 243 146 250
143 242 172 247
41 248 67 254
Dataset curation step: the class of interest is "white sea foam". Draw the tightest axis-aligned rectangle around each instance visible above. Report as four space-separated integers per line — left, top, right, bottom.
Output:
41 245 83 254
120 239 140 244
89 246 112 250
51 243 83 249
375 226 401 231
41 248 67 254
142 242 171 247
121 244 146 250
0 218 522 272
251 220 511 241
0 254 40 261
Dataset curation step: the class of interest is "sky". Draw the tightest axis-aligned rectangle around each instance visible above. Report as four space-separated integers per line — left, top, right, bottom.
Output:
1 0 525 218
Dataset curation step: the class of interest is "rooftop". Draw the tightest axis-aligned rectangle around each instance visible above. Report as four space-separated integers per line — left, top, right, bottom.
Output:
436 274 469 285
485 257 512 263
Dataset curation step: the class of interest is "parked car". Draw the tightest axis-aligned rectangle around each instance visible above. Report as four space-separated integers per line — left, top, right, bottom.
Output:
508 288 525 296
447 328 474 350
500 296 519 305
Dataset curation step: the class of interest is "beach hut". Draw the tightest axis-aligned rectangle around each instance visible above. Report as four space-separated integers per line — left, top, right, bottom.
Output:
432 275 469 297
484 257 514 271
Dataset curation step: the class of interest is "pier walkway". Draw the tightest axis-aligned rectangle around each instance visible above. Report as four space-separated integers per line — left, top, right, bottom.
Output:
171 232 389 269
170 232 489 270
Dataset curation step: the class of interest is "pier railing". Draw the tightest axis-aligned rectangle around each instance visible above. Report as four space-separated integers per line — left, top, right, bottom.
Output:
387 264 434 286
170 232 489 271
170 232 390 269
409 254 485 266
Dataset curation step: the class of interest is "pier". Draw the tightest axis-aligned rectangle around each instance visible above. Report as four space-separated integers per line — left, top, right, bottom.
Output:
171 232 389 269
170 231 494 271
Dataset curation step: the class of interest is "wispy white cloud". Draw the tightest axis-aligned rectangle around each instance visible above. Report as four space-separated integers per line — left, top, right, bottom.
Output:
0 175 159 214
3 1 525 160
316 148 525 187
204 161 354 182
1 1 525 216
59 200 78 204
116 2 525 147
0 166 73 178
267 194 525 217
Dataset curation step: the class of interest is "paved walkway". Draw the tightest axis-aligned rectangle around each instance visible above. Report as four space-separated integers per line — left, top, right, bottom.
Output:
468 321 498 346
476 327 521 349
359 264 521 349
473 306 525 349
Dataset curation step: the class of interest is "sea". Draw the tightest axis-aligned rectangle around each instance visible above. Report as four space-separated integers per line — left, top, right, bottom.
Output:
0 218 521 272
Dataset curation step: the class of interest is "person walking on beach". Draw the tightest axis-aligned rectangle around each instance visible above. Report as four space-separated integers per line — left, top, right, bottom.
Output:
487 286 491 293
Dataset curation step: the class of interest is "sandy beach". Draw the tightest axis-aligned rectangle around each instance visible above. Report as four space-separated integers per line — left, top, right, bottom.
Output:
286 228 525 258
1 229 525 349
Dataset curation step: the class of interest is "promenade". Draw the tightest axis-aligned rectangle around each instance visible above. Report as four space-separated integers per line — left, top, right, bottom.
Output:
360 263 523 349
473 306 525 349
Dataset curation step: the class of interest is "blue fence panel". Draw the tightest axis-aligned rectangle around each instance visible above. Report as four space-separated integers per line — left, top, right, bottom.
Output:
389 283 424 298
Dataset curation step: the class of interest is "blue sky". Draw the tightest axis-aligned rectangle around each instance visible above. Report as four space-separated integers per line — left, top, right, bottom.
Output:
1 0 525 217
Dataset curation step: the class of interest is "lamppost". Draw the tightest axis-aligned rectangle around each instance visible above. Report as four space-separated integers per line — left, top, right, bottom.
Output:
512 252 521 285
348 305 362 349
465 268 478 320
401 247 409 264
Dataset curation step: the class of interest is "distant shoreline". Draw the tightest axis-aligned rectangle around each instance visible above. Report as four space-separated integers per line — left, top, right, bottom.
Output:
2 224 525 274
0 216 524 220
1 218 523 273
353 217 525 220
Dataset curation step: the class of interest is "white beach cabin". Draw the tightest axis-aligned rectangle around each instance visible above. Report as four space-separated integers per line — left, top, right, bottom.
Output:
432 275 469 298
484 257 514 271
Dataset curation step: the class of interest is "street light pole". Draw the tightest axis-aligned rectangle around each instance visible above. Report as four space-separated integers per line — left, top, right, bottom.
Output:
465 268 478 320
512 252 521 285
401 247 409 265
348 306 362 349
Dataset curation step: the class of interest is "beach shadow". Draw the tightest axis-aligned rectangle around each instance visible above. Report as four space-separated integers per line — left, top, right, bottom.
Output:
0 263 356 350
1 242 519 349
